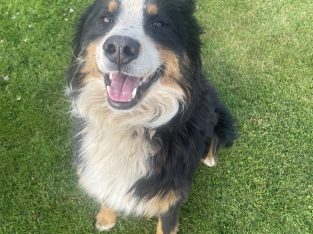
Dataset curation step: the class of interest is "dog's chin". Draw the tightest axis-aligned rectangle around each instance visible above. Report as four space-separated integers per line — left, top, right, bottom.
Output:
103 66 164 110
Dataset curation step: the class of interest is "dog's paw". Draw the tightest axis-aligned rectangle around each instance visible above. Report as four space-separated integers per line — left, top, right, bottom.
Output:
96 222 116 232
202 156 217 167
96 207 117 232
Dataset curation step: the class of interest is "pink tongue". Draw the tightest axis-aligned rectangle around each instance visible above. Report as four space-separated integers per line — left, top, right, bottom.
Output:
108 73 141 102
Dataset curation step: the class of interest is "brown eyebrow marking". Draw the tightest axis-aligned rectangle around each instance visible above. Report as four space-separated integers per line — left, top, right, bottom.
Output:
146 4 158 15
108 0 119 12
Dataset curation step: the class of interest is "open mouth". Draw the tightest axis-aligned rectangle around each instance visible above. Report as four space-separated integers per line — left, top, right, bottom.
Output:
104 66 164 110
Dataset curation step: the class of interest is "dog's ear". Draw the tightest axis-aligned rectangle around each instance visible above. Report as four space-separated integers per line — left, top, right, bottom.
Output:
72 3 97 57
171 0 201 65
68 3 97 91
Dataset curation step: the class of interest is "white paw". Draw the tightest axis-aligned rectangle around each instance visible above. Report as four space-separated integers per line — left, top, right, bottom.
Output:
202 157 217 167
96 223 116 232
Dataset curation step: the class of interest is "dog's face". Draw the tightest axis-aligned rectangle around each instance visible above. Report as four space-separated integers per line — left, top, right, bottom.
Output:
71 0 201 127
95 0 166 110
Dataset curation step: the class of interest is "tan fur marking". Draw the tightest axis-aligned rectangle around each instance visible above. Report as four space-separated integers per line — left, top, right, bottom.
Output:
156 218 163 234
158 49 191 106
96 206 117 230
172 225 179 234
159 49 183 91
108 0 118 13
156 218 178 234
80 41 102 79
146 4 158 15
202 135 219 167
145 191 179 217
160 50 181 80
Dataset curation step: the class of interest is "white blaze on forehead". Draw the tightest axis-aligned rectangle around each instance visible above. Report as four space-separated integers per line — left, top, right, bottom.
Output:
97 0 161 78
110 0 145 40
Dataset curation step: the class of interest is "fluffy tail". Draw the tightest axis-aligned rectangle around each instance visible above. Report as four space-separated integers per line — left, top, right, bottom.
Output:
214 104 237 147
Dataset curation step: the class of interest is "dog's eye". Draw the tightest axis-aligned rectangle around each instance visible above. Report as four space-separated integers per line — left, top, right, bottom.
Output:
102 15 114 24
152 20 165 28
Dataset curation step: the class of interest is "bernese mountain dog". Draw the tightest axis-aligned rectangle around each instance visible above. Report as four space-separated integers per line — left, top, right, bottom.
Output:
68 0 237 233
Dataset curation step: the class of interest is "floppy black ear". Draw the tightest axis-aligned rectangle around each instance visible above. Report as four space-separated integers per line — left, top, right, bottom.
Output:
68 3 96 91
177 0 202 66
72 3 96 57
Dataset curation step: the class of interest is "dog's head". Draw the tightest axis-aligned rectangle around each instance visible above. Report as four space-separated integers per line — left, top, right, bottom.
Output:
69 0 201 127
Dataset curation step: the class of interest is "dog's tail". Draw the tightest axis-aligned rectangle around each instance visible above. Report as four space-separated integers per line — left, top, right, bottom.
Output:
214 104 237 147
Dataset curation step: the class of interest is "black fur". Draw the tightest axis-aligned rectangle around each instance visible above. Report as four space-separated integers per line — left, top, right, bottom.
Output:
69 0 237 229
143 0 202 62
160 203 181 234
131 0 236 200
132 77 236 200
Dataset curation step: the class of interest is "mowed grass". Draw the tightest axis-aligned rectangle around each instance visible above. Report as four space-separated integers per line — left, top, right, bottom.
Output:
0 0 312 233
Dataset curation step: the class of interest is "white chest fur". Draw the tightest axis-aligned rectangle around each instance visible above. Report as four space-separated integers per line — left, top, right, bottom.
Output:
71 77 183 216
77 123 156 216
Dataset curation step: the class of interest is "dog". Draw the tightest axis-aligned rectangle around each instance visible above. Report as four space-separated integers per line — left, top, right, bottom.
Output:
68 0 237 233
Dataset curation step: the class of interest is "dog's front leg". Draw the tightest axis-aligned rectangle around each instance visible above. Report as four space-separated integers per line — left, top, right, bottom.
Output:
156 204 181 234
96 205 118 232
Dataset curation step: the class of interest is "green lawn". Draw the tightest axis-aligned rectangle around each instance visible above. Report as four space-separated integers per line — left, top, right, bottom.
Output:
0 0 312 233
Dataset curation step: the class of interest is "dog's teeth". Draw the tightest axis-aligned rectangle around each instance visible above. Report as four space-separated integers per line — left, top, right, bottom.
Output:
132 88 137 99
107 86 110 92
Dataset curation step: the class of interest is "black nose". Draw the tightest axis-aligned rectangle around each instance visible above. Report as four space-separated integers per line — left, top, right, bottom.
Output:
103 36 140 67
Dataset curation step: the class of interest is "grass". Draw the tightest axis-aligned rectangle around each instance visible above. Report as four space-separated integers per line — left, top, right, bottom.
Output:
0 0 312 233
